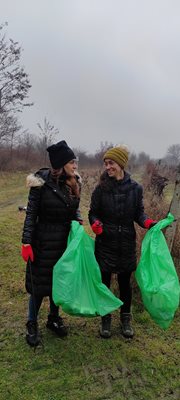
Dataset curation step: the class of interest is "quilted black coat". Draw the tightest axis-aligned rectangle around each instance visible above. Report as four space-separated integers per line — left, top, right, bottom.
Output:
22 168 81 296
88 171 148 274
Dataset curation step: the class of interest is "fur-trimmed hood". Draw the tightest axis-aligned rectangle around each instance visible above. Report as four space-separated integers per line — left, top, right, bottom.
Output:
26 169 82 189
26 173 46 188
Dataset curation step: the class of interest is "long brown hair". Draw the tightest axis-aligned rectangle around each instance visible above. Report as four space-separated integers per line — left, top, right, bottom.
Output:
51 168 81 198
66 176 81 198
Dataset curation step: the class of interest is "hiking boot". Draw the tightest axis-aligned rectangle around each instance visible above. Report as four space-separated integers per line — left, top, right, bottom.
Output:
46 315 68 337
120 313 134 338
26 320 40 347
99 314 111 338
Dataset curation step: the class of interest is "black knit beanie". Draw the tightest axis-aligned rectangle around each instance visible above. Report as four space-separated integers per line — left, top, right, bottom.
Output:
47 140 76 169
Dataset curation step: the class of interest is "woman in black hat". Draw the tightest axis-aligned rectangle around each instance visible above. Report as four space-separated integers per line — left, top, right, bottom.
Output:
21 140 82 347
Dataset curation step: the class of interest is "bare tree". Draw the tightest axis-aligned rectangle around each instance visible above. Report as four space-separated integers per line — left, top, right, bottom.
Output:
165 144 180 166
37 117 59 164
0 112 21 144
16 130 37 164
0 22 32 165
136 151 150 166
128 152 137 170
0 22 32 114
95 141 114 165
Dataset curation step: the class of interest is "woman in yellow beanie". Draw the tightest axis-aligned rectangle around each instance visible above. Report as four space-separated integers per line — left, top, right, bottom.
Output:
89 145 156 339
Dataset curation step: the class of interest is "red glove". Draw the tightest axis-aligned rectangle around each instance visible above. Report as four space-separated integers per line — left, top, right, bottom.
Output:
21 244 34 262
91 220 103 235
144 219 157 229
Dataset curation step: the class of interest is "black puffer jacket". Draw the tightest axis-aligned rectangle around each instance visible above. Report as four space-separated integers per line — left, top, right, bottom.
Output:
88 171 147 274
22 168 81 296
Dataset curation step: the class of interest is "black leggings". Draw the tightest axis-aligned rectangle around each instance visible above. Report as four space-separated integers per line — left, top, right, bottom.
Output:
101 270 132 314
28 294 59 322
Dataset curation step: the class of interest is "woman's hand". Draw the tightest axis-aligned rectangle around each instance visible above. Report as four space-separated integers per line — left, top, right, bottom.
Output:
144 219 157 229
21 244 34 262
91 220 103 235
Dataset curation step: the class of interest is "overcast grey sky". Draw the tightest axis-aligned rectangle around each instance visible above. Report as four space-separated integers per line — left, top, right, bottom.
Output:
1 0 180 158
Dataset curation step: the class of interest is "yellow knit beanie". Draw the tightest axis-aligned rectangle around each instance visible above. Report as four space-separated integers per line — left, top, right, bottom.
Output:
103 145 129 168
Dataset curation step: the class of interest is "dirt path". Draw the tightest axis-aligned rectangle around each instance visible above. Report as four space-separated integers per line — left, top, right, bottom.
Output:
0 197 26 209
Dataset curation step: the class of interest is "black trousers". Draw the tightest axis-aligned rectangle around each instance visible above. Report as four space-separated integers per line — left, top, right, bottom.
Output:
101 270 132 314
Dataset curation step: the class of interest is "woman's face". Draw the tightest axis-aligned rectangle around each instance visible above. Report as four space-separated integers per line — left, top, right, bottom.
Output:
104 158 123 180
64 159 78 177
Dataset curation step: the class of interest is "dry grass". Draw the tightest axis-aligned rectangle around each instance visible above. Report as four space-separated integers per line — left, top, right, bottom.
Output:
0 169 179 400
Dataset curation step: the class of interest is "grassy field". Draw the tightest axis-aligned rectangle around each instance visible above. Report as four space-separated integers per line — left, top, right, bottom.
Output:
0 171 179 400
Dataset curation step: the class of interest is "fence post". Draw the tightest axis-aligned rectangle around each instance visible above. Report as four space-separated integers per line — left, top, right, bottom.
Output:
164 166 180 252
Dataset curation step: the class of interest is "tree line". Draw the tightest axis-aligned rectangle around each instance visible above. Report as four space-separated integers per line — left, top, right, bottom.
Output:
0 23 180 171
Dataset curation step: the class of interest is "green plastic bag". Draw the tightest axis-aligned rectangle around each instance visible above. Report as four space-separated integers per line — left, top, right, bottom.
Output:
52 221 122 317
135 213 180 329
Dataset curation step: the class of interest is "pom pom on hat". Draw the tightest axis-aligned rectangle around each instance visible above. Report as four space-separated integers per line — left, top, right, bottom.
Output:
47 140 76 169
103 145 129 168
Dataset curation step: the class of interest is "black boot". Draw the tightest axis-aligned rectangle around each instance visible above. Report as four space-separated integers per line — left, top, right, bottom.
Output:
120 313 134 338
26 320 40 347
100 314 111 338
46 315 68 337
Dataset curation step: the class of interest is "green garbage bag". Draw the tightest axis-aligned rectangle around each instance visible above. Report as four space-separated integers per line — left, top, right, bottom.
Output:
135 213 180 329
53 221 122 317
